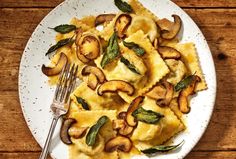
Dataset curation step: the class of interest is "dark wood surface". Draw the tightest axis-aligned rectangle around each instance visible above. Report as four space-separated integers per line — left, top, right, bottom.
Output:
0 0 236 158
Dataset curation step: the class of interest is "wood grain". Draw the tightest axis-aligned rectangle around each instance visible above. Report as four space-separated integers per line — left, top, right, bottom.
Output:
1 0 236 8
0 2 236 159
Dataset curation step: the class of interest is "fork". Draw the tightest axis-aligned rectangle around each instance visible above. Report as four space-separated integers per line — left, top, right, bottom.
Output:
39 63 78 159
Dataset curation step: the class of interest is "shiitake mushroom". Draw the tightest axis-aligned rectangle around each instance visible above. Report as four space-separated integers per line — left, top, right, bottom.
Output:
114 14 132 38
105 136 132 152
178 75 201 113
126 96 144 127
157 14 182 40
60 118 76 145
97 80 134 96
42 52 68 76
95 14 116 26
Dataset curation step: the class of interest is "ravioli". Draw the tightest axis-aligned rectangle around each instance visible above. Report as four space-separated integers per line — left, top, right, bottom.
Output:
126 15 159 42
118 30 169 103
173 43 207 91
131 97 185 150
69 110 118 159
94 46 147 88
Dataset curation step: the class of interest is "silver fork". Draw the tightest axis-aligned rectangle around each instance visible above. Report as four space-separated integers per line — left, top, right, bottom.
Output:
39 63 78 159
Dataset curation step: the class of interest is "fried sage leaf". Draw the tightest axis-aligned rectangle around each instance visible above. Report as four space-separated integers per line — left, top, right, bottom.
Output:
114 0 133 13
51 24 76 34
101 32 120 68
123 41 145 56
75 96 89 110
141 140 184 154
132 107 164 124
46 38 73 56
86 116 109 146
174 75 196 92
120 56 140 75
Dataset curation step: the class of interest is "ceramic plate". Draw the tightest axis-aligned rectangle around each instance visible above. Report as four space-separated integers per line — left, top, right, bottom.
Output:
19 0 216 158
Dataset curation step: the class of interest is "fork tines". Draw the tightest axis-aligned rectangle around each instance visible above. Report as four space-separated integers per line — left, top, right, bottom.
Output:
54 63 78 103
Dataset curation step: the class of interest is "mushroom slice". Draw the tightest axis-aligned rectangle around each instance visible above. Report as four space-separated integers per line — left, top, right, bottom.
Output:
156 18 173 31
97 80 134 96
105 136 132 152
81 66 106 83
112 119 133 136
42 53 68 76
158 46 181 59
75 29 90 63
156 81 174 107
87 73 98 90
146 84 166 100
146 81 174 107
78 34 101 60
60 118 76 145
178 75 201 113
68 127 88 139
95 14 116 26
159 15 182 40
114 14 132 38
126 96 144 127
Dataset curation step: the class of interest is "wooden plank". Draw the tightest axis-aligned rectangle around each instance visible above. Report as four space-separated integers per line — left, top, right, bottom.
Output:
186 151 236 159
0 0 63 8
1 151 236 159
173 0 236 8
0 152 50 159
0 8 51 91
0 91 41 151
1 0 236 8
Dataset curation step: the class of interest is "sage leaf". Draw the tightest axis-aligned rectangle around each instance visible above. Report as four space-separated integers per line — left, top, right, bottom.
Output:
141 140 184 154
114 0 133 13
101 32 120 68
86 116 108 146
120 56 140 74
50 24 76 34
46 37 73 56
75 96 89 110
132 107 164 124
123 41 145 56
174 75 195 92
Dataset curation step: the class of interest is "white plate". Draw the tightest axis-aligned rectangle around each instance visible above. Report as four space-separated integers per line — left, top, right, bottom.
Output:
19 0 216 158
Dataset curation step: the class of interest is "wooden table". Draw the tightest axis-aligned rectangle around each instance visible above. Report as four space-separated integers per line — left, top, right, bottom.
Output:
0 0 236 158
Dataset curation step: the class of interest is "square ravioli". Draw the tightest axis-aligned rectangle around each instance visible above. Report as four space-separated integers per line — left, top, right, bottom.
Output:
168 43 207 91
96 30 169 103
69 110 118 159
131 97 185 150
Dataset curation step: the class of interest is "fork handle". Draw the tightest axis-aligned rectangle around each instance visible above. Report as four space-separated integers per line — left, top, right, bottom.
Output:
39 116 60 159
